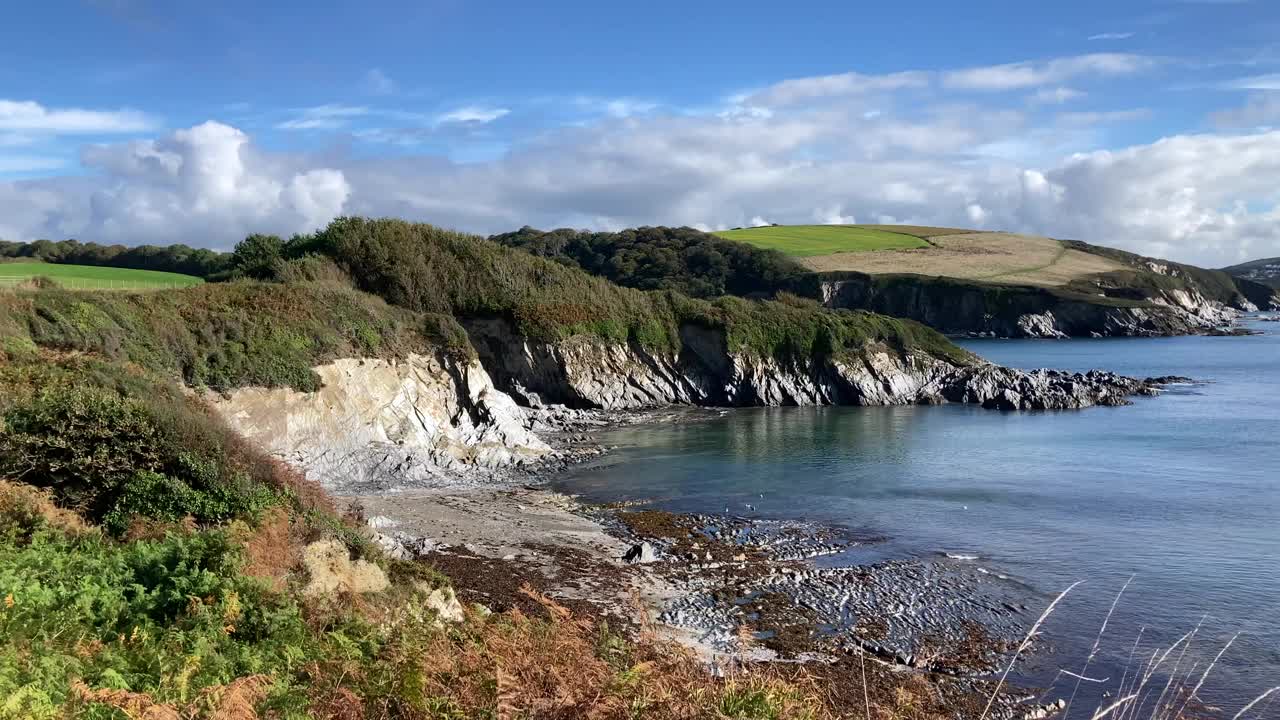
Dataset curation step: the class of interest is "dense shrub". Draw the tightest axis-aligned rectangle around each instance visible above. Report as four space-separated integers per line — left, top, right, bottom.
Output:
279 217 970 364
0 361 281 531
490 225 820 299
0 281 463 392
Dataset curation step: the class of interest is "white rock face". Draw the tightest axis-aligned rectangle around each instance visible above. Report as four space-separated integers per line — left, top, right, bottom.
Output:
212 352 549 492
1015 311 1068 339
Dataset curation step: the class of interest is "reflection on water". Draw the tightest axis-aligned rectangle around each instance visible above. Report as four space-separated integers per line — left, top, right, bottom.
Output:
555 320 1280 716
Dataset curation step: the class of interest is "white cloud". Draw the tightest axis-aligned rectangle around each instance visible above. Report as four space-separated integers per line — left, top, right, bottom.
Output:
275 104 370 130
815 206 856 225
3 60 1280 267
1212 92 1280 127
942 53 1157 90
1088 32 1135 41
1225 73 1280 90
747 71 928 106
437 106 510 124
1055 108 1151 126
1031 87 1087 105
4 121 348 247
364 68 397 95
569 96 661 118
0 99 156 134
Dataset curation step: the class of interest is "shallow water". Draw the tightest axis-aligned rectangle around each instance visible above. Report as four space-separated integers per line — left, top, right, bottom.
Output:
555 317 1280 717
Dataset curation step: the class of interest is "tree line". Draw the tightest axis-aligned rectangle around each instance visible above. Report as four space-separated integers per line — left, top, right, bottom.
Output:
487 226 822 300
2 224 827 302
0 238 233 279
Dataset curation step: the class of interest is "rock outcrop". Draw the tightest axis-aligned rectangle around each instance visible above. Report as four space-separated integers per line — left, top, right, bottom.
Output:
213 320 1170 490
821 273 1253 339
212 351 549 492
466 316 1162 412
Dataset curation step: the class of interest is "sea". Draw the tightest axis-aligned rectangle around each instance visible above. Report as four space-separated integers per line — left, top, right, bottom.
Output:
555 315 1280 718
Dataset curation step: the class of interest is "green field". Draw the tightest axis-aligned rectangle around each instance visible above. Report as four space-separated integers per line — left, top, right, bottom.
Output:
712 225 930 257
0 262 203 290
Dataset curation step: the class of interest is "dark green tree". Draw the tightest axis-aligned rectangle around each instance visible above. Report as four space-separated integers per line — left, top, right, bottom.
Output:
232 233 284 279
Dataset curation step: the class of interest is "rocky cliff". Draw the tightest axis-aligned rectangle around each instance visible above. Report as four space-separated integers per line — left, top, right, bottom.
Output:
212 351 550 492
464 316 1161 411
211 318 1170 491
821 273 1251 339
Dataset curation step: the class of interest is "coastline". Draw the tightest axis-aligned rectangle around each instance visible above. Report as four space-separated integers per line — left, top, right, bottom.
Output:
348 422 1063 720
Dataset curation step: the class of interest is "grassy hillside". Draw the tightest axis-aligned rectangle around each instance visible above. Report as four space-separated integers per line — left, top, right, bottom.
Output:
1223 256 1280 290
273 217 972 365
0 262 204 290
0 235 980 717
792 231 1124 287
712 225 929 256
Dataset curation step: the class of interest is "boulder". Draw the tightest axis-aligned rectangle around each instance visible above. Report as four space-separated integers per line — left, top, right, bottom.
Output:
623 542 659 564
424 586 466 623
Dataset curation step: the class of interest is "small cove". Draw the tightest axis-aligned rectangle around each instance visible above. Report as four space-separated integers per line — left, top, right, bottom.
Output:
555 317 1280 716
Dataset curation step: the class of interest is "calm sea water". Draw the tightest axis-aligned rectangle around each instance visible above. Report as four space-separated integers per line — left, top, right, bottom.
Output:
555 317 1280 717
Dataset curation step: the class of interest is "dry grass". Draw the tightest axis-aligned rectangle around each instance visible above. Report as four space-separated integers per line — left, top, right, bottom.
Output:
71 674 272 719
331 585 836 720
0 479 91 538
239 506 297 591
800 232 1123 287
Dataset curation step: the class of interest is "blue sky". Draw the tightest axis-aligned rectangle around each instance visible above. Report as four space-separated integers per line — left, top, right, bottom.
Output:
3 0 1280 265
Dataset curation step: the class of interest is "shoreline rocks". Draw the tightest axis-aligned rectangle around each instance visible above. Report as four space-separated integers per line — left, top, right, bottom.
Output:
211 323 1174 494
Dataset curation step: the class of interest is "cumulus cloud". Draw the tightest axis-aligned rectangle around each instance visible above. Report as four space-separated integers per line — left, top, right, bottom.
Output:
2 59 1278 267
3 121 349 247
1211 92 1280 127
0 99 156 133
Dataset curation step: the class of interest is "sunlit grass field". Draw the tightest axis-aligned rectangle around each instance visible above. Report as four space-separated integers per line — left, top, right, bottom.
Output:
0 262 203 290
712 225 930 257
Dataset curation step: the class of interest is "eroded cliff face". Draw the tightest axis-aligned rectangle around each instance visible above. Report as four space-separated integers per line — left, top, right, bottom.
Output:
212 320 1166 491
465 317 1156 412
212 351 549 492
821 275 1245 339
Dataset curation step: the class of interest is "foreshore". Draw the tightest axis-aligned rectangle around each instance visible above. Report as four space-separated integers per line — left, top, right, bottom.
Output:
349 414 1067 720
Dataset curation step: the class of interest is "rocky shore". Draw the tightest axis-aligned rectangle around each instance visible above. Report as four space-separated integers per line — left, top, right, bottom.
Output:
206 347 1195 719
353 484 1071 720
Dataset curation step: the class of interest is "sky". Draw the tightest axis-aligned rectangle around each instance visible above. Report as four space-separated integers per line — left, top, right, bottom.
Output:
2 0 1280 266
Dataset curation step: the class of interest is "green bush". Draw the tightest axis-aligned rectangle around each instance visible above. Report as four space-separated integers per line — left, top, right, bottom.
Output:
0 281 438 392
282 216 971 365
0 525 319 717
0 358 287 533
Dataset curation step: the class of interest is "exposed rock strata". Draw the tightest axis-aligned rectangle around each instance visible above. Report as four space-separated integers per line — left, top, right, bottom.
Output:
821 274 1254 338
212 352 549 492
213 321 1168 489
466 317 1163 412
